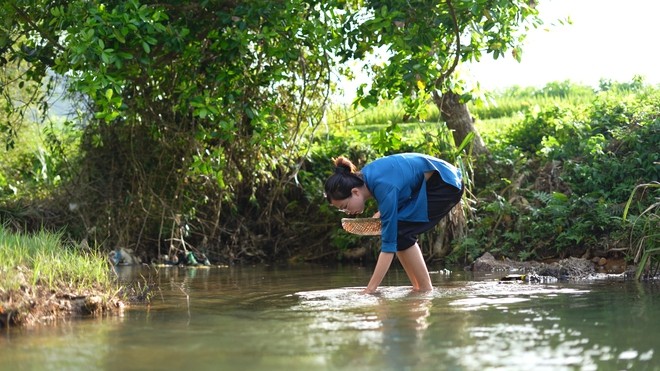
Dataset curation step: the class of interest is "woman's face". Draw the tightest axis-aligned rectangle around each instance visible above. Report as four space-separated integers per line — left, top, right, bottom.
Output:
331 188 366 215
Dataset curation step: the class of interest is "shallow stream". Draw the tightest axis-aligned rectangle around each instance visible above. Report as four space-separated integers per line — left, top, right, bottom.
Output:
1 264 658 370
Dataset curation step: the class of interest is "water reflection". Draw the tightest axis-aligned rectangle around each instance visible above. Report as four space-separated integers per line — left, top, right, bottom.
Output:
377 292 433 370
293 287 434 369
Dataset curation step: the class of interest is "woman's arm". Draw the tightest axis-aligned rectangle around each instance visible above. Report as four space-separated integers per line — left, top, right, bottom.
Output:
362 252 395 294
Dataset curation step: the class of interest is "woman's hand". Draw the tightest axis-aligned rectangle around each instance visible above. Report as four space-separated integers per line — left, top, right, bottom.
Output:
372 211 380 218
361 252 394 294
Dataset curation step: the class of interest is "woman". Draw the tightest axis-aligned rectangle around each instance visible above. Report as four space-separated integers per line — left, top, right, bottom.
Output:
324 153 463 294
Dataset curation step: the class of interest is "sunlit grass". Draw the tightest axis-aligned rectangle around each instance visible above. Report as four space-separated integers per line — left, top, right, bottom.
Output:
326 100 526 146
0 226 113 292
327 93 577 140
474 115 524 141
469 93 595 120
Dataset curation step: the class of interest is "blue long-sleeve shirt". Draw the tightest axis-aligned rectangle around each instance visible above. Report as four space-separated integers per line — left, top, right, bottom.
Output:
361 153 462 253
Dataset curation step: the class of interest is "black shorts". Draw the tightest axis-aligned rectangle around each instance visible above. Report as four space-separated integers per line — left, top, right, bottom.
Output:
396 172 463 251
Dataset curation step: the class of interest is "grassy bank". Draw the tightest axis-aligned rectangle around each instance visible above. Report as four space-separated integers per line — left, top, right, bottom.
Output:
0 226 123 327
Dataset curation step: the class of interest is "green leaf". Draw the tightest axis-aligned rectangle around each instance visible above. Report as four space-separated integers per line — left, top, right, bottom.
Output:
113 29 126 43
552 192 569 202
456 132 475 153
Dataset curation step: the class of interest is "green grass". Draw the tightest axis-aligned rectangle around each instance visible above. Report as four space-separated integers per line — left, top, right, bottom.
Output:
469 93 596 120
326 100 525 148
327 80 598 135
474 115 524 140
0 226 113 292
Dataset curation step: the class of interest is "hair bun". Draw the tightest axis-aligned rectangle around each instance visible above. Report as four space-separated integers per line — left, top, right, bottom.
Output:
332 156 357 174
335 166 349 174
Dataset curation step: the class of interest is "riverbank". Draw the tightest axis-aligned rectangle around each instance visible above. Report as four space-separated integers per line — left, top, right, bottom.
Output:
469 252 636 280
0 227 124 328
0 281 124 328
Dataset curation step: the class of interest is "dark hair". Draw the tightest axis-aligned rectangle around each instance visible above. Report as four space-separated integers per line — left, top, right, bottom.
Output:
324 156 364 202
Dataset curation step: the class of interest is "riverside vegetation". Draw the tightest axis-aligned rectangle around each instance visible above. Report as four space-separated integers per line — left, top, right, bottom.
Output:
1 79 658 326
322 78 658 274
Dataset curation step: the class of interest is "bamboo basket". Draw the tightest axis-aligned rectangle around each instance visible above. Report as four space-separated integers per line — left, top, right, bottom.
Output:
341 218 381 236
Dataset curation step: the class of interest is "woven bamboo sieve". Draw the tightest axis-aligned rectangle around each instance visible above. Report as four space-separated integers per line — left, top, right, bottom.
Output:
341 218 381 236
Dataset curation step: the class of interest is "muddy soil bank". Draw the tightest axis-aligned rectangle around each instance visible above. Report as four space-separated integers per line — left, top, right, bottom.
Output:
0 286 124 329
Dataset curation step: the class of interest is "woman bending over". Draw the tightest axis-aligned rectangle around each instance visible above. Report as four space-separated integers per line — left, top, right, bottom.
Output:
324 153 464 294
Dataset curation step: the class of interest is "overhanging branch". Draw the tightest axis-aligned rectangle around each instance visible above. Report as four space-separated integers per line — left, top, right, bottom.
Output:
435 0 460 89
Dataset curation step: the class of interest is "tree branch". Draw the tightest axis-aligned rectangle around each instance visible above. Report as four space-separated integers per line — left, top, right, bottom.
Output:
435 0 460 89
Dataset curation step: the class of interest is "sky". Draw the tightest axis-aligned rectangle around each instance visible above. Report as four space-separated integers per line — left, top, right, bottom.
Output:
467 0 660 90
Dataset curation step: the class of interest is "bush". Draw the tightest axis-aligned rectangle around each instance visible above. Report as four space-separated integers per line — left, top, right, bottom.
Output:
459 81 659 263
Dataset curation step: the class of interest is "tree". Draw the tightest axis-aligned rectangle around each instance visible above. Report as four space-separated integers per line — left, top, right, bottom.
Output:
329 0 542 257
1 0 339 260
0 0 544 261
337 0 542 158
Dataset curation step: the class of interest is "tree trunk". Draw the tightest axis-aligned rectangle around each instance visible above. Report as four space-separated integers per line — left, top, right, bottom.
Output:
433 90 489 157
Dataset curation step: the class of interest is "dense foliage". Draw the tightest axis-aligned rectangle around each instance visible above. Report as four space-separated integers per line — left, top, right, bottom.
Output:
1 1 656 271
0 0 543 263
2 0 343 262
455 82 659 265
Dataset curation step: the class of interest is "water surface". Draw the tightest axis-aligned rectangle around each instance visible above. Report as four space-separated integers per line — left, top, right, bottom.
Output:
1 264 658 370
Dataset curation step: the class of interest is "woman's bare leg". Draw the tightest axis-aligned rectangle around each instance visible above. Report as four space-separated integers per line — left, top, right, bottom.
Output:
399 253 421 290
396 243 432 291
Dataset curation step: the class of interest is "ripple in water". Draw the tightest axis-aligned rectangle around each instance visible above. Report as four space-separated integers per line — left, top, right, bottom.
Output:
292 282 589 311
